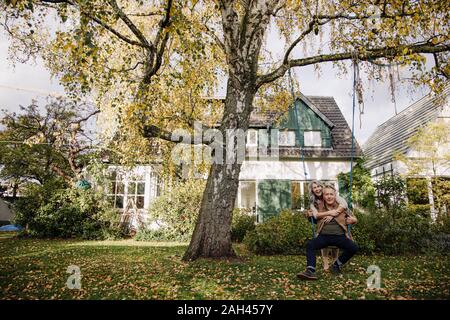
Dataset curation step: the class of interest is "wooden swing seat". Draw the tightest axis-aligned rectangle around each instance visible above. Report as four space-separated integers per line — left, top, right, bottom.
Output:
321 246 339 271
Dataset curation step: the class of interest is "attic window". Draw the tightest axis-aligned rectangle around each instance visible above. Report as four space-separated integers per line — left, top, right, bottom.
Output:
247 129 258 146
304 131 321 147
279 131 296 146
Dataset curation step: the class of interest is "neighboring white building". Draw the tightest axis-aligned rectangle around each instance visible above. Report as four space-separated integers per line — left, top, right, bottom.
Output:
0 199 14 224
364 86 450 220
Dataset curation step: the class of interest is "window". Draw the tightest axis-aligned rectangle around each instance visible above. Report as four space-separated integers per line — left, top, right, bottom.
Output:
247 129 258 146
304 131 321 147
128 174 146 209
108 171 124 209
150 172 162 198
239 181 256 210
107 170 146 210
291 182 302 209
291 181 311 210
279 131 296 146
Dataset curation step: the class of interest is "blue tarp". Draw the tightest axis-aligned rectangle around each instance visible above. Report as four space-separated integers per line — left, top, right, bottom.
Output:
0 224 23 232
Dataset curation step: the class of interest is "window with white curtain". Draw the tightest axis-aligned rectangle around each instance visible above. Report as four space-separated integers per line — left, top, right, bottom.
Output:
304 131 322 147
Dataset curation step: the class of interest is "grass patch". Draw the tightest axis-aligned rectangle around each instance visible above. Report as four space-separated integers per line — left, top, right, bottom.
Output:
0 232 449 300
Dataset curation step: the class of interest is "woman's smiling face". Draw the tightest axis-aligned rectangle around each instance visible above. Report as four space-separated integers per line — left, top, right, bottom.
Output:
312 183 323 197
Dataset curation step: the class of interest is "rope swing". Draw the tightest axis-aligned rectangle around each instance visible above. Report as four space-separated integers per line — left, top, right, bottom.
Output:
287 69 315 237
286 54 359 239
347 53 360 238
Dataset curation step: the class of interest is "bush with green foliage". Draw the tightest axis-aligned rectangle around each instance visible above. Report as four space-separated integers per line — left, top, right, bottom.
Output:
137 179 205 242
351 208 449 255
231 208 256 242
242 206 449 255
244 210 311 255
338 158 376 209
134 228 178 242
13 181 122 239
374 174 407 214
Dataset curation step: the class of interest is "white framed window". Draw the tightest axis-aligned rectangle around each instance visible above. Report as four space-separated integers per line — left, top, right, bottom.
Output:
304 131 322 147
279 131 296 146
107 170 146 210
127 174 146 209
247 129 258 146
107 171 125 209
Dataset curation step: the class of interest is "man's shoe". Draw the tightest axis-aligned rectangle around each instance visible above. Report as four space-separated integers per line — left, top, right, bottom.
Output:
297 269 318 280
331 264 342 275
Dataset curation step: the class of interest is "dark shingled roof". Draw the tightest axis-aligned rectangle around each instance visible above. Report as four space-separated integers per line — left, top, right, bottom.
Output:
363 86 449 170
249 95 363 159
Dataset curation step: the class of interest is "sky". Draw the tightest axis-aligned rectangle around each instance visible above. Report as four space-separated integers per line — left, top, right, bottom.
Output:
0 20 436 147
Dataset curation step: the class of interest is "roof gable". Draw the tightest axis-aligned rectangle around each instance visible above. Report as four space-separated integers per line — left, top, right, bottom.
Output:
249 94 362 158
363 85 449 170
296 93 335 128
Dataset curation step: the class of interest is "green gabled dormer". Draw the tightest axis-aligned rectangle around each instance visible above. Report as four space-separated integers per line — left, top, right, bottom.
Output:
277 94 334 149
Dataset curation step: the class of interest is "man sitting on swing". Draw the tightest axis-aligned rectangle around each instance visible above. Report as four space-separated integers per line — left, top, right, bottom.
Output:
297 183 358 280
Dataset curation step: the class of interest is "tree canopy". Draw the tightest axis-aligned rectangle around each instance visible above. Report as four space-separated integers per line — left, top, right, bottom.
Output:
0 98 99 186
2 1 449 156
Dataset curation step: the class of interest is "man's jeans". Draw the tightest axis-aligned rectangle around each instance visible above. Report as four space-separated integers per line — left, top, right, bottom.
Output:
306 234 358 270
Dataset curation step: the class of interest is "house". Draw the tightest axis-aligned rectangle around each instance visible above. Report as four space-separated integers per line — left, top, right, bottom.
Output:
237 93 362 222
0 198 15 225
105 93 362 225
363 86 450 219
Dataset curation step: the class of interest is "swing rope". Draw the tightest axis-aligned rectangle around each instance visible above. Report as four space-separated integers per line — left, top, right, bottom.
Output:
287 58 358 239
348 53 359 238
287 69 315 237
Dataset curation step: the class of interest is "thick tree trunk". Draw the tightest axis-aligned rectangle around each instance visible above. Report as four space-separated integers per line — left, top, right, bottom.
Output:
182 162 241 260
182 81 255 261
182 1 276 261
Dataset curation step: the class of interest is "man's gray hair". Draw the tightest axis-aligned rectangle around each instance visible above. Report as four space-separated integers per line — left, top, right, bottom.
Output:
323 183 337 192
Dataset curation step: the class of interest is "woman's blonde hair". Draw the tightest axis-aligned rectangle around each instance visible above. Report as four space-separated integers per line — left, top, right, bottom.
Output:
308 180 323 208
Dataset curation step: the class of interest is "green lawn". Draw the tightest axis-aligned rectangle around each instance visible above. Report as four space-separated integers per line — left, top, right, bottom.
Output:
1 232 449 300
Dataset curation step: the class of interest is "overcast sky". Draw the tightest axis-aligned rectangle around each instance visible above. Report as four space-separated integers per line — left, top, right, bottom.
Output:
0 25 435 146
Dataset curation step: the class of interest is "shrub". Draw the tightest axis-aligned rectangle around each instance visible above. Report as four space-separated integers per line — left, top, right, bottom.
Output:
142 179 205 242
244 209 311 255
231 208 256 242
134 228 181 242
13 179 66 229
351 208 440 255
434 214 450 235
242 206 447 256
407 204 432 217
350 210 376 253
427 215 450 253
13 183 122 239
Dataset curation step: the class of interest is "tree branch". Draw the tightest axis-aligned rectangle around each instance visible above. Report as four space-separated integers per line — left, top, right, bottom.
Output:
107 0 153 50
282 7 417 65
143 124 214 145
138 0 173 91
283 17 330 64
38 0 146 48
433 53 450 79
69 109 100 125
257 43 450 88
204 23 226 52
